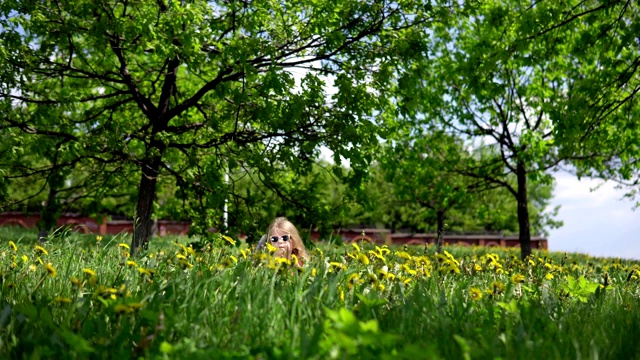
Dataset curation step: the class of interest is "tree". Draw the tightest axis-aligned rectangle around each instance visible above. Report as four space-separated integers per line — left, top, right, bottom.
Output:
381 130 482 253
397 0 588 259
1 0 442 254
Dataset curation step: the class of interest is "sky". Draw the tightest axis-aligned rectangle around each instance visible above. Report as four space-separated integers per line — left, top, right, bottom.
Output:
548 171 640 260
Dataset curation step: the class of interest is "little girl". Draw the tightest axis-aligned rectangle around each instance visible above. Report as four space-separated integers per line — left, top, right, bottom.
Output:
263 217 309 267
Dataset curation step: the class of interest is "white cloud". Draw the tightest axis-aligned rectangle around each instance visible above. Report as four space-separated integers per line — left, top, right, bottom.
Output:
549 171 640 259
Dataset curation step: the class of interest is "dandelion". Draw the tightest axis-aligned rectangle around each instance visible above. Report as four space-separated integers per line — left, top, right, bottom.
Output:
126 260 138 268
137 267 156 277
311 268 317 277
179 260 194 269
21 255 28 263
34 245 48 256
357 253 370 265
328 262 346 271
9 241 17 252
469 287 483 301
275 257 291 266
395 251 412 261
240 249 250 259
128 302 144 310
176 254 187 261
54 296 72 304
96 235 103 242
36 257 43 265
266 242 277 253
492 281 506 295
28 264 37 272
545 273 554 280
474 264 483 272
83 268 97 277
70 276 83 288
118 243 130 250
375 283 386 292
45 263 57 277
222 235 236 246
114 304 134 314
511 274 526 284
351 243 361 252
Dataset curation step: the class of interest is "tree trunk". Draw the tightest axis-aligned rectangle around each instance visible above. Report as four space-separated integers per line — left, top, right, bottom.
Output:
436 209 445 254
131 156 161 255
37 171 64 242
37 186 59 243
516 162 532 260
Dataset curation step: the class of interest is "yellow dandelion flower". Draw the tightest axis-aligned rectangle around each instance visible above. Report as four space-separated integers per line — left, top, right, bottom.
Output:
21 255 28 263
469 287 483 301
45 263 57 277
275 257 291 265
375 283 386 292
9 241 18 252
222 235 236 246
28 264 37 272
492 281 506 295
34 245 48 256
118 243 130 250
176 254 187 261
511 274 526 284
126 260 138 267
122 251 130 258
114 304 134 314
402 277 412 285
311 268 317 277
70 276 83 288
240 249 250 259
96 235 103 242
474 264 483 272
36 257 43 265
266 242 277 253
351 243 361 252
328 262 346 271
137 267 155 277
357 253 370 265
179 260 193 269
54 296 72 304
128 302 144 310
83 268 96 277
395 251 412 261
545 273 554 280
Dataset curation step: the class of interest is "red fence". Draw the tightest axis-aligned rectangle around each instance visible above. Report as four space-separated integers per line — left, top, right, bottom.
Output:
0 212 548 249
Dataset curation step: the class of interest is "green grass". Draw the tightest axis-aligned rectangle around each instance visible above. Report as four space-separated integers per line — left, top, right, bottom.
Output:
0 226 639 359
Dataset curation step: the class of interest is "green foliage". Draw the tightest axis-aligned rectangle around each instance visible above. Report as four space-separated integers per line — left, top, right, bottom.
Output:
0 0 441 247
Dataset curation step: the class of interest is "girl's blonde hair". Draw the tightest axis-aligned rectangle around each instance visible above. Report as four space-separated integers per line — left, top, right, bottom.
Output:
266 217 309 263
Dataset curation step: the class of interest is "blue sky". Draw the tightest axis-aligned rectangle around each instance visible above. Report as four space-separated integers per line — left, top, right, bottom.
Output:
548 171 640 260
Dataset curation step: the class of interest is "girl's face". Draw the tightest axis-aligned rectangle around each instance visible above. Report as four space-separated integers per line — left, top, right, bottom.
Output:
270 228 292 259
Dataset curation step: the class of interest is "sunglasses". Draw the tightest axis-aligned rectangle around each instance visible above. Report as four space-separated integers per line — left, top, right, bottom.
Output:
270 235 291 242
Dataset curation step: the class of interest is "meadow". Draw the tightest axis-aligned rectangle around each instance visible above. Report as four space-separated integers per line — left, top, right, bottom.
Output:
1 226 640 359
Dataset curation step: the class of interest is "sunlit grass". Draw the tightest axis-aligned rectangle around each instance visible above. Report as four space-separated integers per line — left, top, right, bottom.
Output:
1 227 640 359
